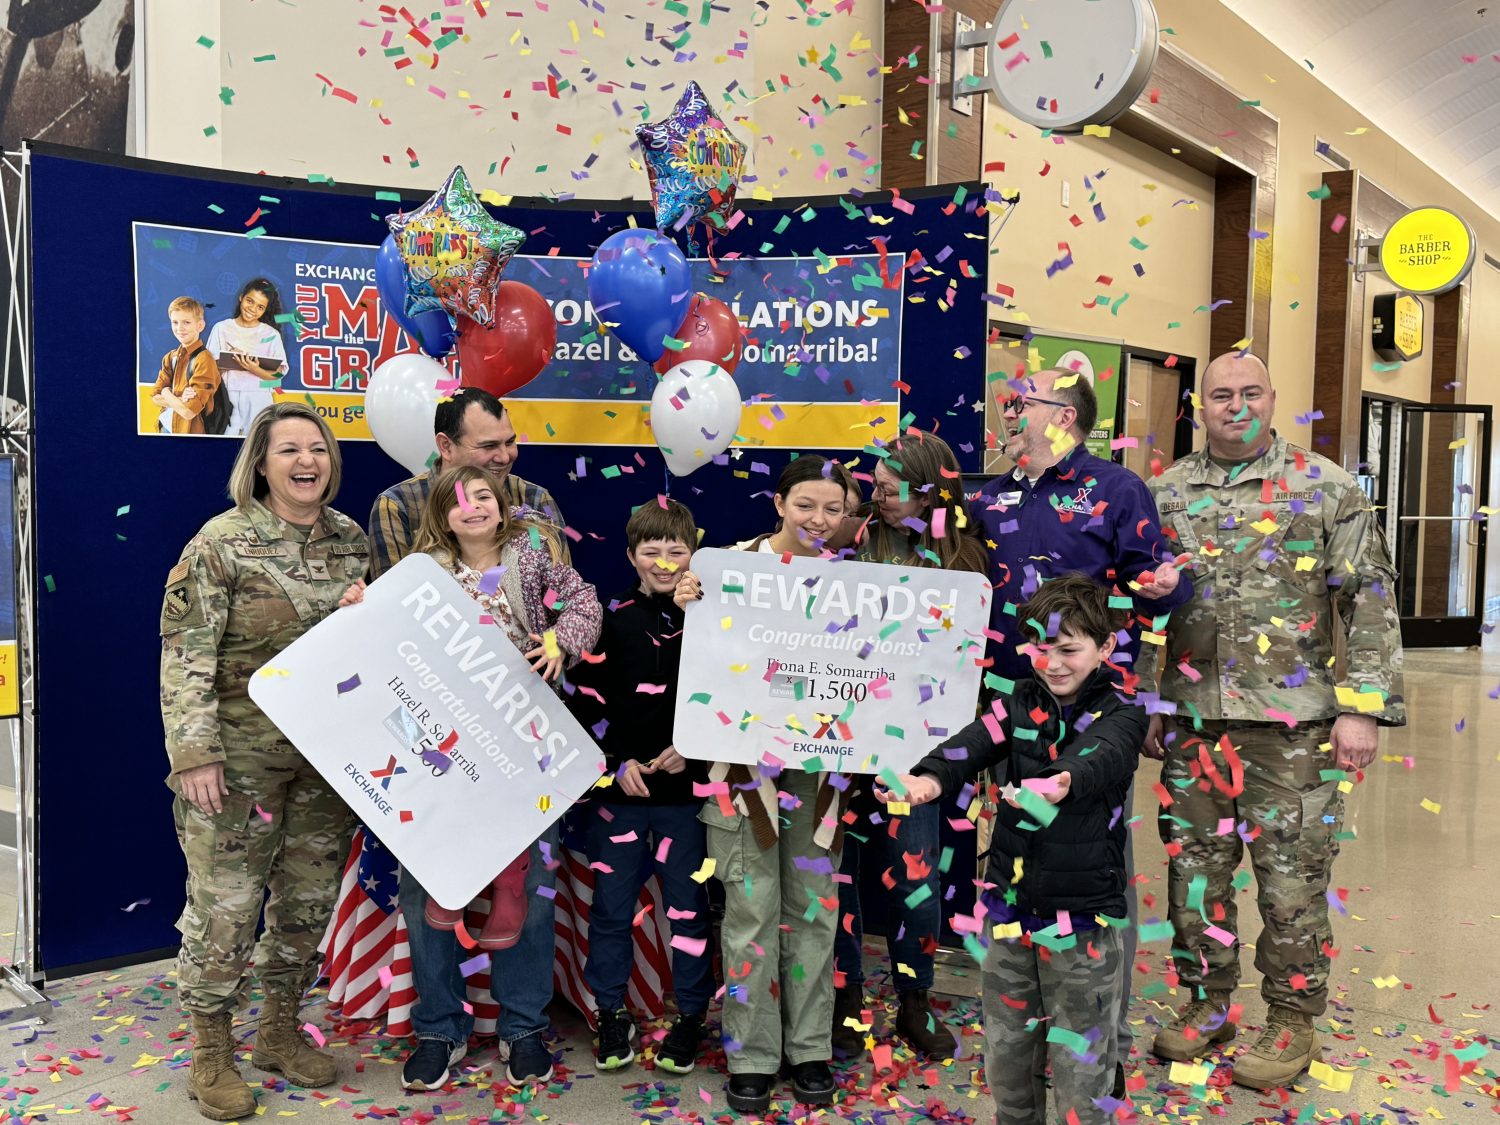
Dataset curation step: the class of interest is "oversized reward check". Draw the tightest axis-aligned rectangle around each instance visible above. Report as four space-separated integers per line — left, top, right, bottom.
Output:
249 553 606 909
674 548 990 773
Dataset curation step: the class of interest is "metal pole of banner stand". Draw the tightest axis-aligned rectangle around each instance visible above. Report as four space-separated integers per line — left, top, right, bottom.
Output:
0 146 50 1027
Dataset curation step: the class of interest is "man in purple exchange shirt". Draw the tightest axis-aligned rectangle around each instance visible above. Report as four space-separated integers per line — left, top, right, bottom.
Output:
968 366 1193 1096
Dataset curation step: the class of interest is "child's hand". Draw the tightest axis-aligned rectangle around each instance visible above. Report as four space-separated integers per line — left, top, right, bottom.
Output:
338 578 366 608
1005 773 1071 808
181 387 198 403
873 773 941 806
525 634 565 682
647 746 687 774
673 570 702 609
618 760 652 798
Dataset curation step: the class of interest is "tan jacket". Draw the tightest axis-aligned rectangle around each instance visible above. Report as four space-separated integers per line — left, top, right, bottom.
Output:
153 344 221 435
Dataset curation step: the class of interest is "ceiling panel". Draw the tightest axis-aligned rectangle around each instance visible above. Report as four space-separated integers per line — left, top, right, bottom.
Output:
1220 0 1500 219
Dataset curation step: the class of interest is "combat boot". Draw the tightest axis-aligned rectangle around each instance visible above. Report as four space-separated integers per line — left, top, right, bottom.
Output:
830 984 864 1055
251 989 338 1088
189 1012 257 1121
895 990 955 1058
1151 990 1236 1060
1230 1007 1319 1089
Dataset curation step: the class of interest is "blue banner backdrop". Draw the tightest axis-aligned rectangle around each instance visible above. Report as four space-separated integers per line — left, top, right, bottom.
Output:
135 224 904 440
31 142 987 976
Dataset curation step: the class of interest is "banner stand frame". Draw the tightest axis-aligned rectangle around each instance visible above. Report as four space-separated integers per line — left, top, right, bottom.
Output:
0 146 48 1019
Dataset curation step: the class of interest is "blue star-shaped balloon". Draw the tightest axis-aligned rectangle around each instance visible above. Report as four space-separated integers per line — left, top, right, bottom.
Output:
635 82 746 235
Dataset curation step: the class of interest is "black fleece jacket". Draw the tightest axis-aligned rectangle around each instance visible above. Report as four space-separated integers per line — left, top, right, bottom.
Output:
912 666 1147 918
565 585 707 806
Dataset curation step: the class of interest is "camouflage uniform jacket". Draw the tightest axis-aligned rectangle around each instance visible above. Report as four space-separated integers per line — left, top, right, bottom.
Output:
160 499 370 779
1147 432 1405 726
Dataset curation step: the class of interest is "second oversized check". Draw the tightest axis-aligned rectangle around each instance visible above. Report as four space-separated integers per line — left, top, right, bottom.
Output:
674 548 991 773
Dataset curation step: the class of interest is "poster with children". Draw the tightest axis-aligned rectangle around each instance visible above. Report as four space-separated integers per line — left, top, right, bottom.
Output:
132 221 904 447
248 553 607 909
673 548 990 772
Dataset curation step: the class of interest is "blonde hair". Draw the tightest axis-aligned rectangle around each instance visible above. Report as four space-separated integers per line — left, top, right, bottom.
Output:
867 428 988 574
168 296 205 319
412 465 565 563
228 403 342 509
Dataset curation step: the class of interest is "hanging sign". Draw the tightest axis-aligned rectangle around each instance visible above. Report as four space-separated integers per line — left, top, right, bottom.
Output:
1371 292 1424 362
981 0 1160 133
1378 207 1475 295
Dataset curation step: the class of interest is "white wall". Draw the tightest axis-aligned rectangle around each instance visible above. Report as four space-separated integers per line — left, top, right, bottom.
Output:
141 0 882 202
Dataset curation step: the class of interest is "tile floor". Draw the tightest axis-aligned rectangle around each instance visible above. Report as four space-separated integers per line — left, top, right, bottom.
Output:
0 648 1492 1123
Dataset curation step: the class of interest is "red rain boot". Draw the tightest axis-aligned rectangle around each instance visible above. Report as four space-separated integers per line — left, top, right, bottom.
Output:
425 898 467 931
476 854 531 951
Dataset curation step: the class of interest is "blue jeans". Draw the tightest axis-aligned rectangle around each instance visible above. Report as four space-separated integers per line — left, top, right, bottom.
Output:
398 823 559 1046
583 802 712 1016
834 798 940 993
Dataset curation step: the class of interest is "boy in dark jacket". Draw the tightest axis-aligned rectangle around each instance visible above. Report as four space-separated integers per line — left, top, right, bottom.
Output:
878 573 1146 1124
566 499 711 1075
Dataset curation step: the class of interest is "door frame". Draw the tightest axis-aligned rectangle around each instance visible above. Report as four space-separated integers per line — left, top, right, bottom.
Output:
1393 401 1492 648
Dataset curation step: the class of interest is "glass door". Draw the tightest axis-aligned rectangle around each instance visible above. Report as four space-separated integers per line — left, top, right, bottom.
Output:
1394 404 1492 647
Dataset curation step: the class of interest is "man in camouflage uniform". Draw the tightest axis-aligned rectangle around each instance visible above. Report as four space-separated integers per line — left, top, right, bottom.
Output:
1143 352 1405 1089
162 404 367 1119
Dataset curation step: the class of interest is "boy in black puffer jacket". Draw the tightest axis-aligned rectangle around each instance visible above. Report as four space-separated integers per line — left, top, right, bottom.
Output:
878 573 1147 1125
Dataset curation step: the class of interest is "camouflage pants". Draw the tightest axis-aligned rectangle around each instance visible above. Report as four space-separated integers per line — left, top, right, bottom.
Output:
1158 719 1340 1016
982 927 1124 1125
173 746 353 1015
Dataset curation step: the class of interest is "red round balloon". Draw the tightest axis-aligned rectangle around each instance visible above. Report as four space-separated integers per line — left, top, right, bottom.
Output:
457 281 557 397
653 293 744 375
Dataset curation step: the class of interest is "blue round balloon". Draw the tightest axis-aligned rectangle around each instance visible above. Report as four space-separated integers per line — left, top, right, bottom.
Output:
586 229 691 364
377 235 456 358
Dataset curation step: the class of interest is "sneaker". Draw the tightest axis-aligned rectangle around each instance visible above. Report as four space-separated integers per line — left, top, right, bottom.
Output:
402 1038 466 1091
594 1008 636 1072
789 1059 835 1105
726 1072 774 1114
1151 990 1236 1061
1230 1007 1319 1090
503 1034 555 1085
655 1013 703 1074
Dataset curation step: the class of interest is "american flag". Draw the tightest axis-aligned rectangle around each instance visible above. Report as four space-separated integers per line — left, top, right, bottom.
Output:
322 823 675 1036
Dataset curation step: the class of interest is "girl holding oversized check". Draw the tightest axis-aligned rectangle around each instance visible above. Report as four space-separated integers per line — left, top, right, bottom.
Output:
672 455 857 1115
339 465 601 1088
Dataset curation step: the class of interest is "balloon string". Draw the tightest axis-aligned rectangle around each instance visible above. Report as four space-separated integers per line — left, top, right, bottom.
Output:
663 464 672 498
705 225 730 279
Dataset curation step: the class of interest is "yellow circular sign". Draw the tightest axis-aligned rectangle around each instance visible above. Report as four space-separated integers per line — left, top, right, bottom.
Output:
1379 206 1476 295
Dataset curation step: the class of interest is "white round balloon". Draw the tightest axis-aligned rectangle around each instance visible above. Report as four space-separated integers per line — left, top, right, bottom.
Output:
650 360 744 477
365 353 450 476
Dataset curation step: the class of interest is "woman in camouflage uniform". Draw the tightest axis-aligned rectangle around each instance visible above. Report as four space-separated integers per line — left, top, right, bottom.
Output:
160 402 368 1120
